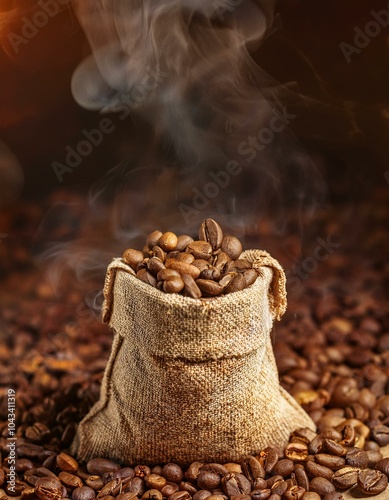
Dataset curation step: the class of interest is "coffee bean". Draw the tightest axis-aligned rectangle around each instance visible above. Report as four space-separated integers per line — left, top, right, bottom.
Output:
270 478 287 496
167 261 201 280
322 439 346 457
258 449 279 474
35 477 62 500
241 456 265 482
137 268 157 287
250 490 271 500
357 469 388 495
300 493 320 500
146 231 163 249
16 459 34 473
58 471 83 489
185 463 204 482
150 246 166 262
161 484 180 497
187 241 213 261
271 460 294 479
293 465 309 491
97 478 122 498
332 466 359 489
285 443 308 462
175 235 194 252
376 458 389 477
192 490 211 500
198 219 223 251
230 495 251 500
365 449 383 468
167 492 192 500
123 248 145 270
161 464 184 484
314 454 345 470
141 489 163 500
197 472 221 490
125 477 145 496
345 447 368 468
147 257 165 276
176 252 195 264
243 269 258 287
309 477 334 496
56 452 78 473
199 267 221 281
221 236 243 260
22 486 37 500
116 493 138 500
224 273 246 294
180 480 198 495
196 279 224 296
322 494 343 500
308 436 323 455
158 232 178 251
283 485 305 500
85 476 104 490
223 464 242 475
371 424 389 446
17 443 44 459
145 474 166 490
163 276 185 293
72 487 96 500
25 422 50 442
87 459 121 476
305 461 333 481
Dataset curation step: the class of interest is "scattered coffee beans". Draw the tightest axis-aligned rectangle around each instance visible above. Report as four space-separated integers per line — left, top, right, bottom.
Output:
122 219 258 298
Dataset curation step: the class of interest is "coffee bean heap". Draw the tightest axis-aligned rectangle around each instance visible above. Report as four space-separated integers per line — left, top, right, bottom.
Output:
1 194 389 500
122 219 258 298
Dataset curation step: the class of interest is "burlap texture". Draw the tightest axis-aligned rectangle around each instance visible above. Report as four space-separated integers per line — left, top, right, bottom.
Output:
72 249 315 465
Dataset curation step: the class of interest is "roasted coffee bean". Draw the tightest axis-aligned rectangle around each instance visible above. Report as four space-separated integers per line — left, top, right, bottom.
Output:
97 478 122 498
85 476 105 490
197 472 221 490
271 459 294 478
147 257 166 276
180 481 198 495
192 490 211 500
167 491 192 500
196 279 224 296
332 466 360 489
176 252 195 264
371 424 389 446
267 494 281 500
338 424 356 447
270 478 287 496
150 246 166 262
17 443 44 459
16 459 34 473
300 494 320 500
365 449 383 468
213 252 230 271
180 274 202 299
223 464 242 475
191 260 210 273
157 268 180 281
125 476 145 495
25 422 50 442
187 241 213 260
56 452 78 473
72 486 96 500
158 232 178 251
305 461 333 481
250 489 271 500
199 267 221 281
224 273 246 294
167 261 201 280
163 276 185 293
308 436 323 455
345 447 368 468
314 453 345 470
241 456 265 482
161 483 180 497
123 249 145 270
258 448 279 474
161 464 184 484
142 489 163 500
175 235 194 252
58 471 83 489
198 219 223 251
137 268 157 287
322 439 346 457
221 236 243 260
293 465 309 491
116 493 138 500
285 443 308 462
309 477 334 496
146 230 163 249
87 459 120 476
144 474 166 490
357 469 388 495
185 463 204 482
231 495 251 500
22 486 37 500
243 269 258 287
283 485 305 500
35 477 62 500
376 457 389 477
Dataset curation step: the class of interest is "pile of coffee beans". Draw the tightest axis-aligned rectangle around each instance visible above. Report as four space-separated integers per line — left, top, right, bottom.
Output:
122 219 258 298
1 192 389 500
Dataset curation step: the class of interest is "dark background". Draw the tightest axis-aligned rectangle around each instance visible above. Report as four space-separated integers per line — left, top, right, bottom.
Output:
1 0 388 200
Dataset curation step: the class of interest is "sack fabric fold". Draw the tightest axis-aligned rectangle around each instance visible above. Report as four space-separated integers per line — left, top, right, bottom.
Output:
72 249 315 465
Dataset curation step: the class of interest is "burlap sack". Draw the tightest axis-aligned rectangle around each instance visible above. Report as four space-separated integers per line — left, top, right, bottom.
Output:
72 249 315 465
